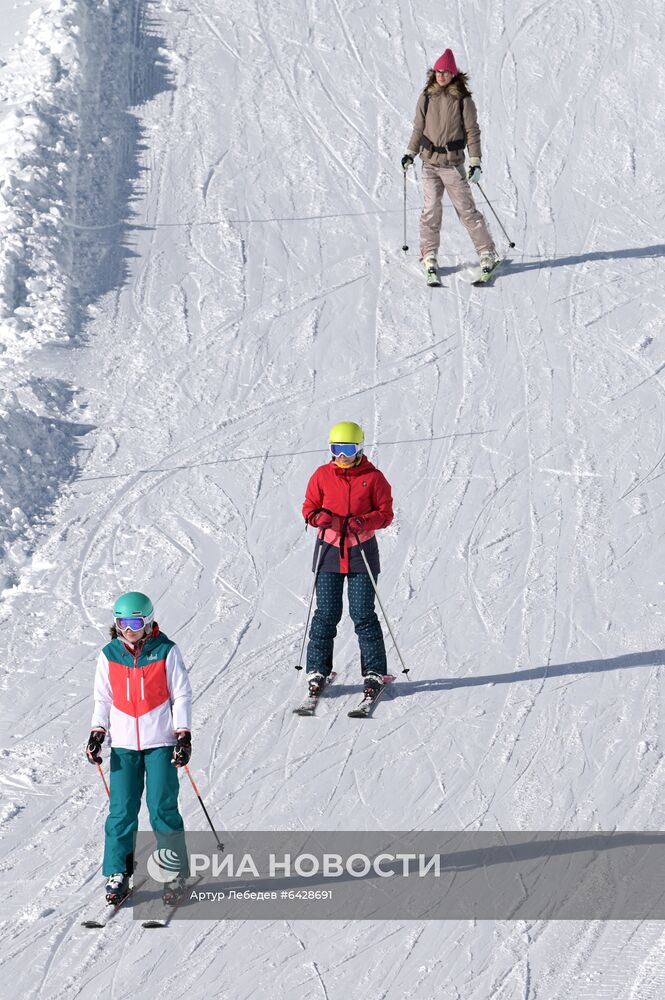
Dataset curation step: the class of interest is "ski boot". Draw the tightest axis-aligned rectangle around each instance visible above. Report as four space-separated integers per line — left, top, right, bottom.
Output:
479 249 499 274
162 876 188 905
307 672 326 697
423 255 441 286
363 672 384 702
105 872 130 905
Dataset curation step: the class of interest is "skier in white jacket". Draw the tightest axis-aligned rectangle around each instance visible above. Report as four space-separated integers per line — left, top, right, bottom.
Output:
85 591 192 905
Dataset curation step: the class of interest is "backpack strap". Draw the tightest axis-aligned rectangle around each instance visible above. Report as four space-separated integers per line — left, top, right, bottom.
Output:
419 91 467 154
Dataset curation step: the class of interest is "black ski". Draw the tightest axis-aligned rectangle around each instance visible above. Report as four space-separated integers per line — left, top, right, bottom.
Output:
293 671 337 716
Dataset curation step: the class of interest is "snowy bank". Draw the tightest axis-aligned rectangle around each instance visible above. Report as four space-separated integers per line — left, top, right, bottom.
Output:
0 0 114 355
0 0 119 584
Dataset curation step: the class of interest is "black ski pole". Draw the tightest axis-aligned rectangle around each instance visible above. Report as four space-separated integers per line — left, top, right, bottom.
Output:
402 170 409 252
477 182 515 248
184 766 224 851
295 529 326 671
353 530 410 677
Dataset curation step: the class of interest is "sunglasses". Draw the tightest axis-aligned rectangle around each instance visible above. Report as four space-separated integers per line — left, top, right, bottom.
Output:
331 443 361 458
116 617 149 632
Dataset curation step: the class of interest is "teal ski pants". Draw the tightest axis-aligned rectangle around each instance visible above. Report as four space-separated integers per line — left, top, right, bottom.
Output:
103 746 187 877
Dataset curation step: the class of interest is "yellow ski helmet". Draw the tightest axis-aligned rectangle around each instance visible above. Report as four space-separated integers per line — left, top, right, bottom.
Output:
328 421 364 445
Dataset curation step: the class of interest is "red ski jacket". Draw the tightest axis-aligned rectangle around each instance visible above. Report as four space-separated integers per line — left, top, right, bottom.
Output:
90 625 191 751
302 456 393 573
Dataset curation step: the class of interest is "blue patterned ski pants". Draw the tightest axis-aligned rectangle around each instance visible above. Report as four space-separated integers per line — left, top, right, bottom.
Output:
306 571 387 676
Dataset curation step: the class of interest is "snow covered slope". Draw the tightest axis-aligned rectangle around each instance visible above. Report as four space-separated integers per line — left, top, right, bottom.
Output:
1 0 665 997
0 2 42 65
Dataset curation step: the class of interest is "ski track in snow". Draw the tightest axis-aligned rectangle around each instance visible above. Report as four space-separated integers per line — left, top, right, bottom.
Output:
0 0 665 996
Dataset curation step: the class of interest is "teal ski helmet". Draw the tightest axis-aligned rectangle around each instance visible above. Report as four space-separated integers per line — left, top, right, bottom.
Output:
113 591 154 630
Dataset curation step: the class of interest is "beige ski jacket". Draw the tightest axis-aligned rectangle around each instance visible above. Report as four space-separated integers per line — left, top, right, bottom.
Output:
406 79 482 168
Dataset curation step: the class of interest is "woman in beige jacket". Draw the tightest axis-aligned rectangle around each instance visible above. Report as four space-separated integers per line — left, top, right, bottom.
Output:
402 49 497 281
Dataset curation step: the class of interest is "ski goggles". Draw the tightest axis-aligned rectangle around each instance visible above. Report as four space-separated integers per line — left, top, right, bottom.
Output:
330 443 362 459
115 616 149 632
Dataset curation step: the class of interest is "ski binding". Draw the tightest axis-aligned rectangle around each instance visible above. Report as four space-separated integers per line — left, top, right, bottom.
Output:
424 262 441 287
293 671 337 716
81 886 135 928
348 674 396 718
466 258 503 285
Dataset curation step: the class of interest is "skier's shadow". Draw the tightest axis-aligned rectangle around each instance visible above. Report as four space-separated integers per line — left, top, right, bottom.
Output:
501 243 665 278
389 648 665 699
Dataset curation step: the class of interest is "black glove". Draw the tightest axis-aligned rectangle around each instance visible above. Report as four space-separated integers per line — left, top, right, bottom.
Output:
401 153 414 172
172 731 192 768
86 729 106 764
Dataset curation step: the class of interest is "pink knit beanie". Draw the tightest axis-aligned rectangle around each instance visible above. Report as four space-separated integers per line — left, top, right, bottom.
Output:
433 49 458 75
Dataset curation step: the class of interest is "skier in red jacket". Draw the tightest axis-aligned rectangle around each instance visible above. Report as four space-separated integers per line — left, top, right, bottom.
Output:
302 421 394 701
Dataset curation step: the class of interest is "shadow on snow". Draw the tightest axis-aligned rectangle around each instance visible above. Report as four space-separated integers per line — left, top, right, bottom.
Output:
501 243 665 278
388 648 665 696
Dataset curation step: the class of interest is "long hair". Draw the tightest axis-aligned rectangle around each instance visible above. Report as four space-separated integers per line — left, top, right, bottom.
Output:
424 69 471 96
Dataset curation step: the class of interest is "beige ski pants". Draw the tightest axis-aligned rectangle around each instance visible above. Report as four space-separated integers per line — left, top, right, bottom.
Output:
419 163 494 260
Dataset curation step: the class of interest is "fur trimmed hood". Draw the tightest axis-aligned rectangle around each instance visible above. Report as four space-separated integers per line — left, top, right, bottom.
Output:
406 70 482 164
425 73 471 100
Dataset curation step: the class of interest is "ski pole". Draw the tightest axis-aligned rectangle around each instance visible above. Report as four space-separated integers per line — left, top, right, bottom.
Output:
295 530 326 671
402 170 409 252
477 182 515 248
184 765 224 851
352 530 410 677
97 763 110 799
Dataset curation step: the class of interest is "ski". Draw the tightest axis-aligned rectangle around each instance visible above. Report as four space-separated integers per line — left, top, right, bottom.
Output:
468 258 504 286
348 674 396 718
293 671 337 716
141 877 203 928
81 883 138 928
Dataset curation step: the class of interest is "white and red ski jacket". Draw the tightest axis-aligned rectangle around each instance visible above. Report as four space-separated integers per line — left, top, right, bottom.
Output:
90 626 192 751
